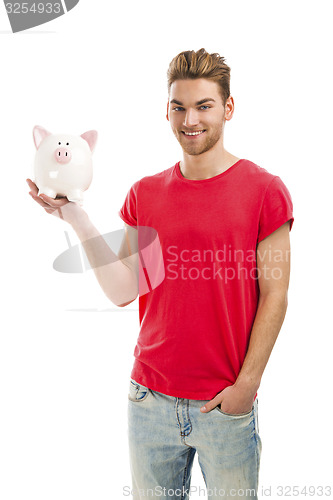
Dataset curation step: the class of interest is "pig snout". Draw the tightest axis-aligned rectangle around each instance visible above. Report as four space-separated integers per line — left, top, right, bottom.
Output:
54 147 72 164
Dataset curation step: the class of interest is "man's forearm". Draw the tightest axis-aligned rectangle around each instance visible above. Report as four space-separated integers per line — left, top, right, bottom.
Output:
71 213 138 307
235 292 288 392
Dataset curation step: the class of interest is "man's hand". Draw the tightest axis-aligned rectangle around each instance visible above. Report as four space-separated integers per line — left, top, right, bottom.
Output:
26 178 87 227
200 382 256 414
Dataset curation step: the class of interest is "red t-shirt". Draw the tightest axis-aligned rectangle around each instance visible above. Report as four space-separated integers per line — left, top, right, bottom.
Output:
119 159 294 400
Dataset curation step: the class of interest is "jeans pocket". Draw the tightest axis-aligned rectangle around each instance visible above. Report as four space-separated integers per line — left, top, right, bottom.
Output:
254 398 260 434
128 378 151 402
215 403 254 418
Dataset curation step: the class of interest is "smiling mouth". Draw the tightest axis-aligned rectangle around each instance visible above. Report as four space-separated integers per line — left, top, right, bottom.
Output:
182 130 206 137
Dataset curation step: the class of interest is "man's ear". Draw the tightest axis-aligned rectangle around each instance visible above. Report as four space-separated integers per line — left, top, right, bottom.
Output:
166 101 169 122
224 96 235 122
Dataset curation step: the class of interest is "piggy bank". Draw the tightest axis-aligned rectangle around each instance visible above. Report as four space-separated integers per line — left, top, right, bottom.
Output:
33 125 98 204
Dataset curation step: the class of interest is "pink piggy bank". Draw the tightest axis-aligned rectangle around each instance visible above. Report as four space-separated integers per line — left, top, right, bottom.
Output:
33 125 98 204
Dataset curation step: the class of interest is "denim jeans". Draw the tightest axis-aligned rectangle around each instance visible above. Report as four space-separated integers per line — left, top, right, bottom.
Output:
127 378 262 499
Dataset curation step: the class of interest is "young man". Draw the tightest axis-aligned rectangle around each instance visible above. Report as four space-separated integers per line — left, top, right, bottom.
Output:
27 48 294 499
119 48 294 500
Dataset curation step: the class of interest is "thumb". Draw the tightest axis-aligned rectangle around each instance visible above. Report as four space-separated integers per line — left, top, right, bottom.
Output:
200 395 222 413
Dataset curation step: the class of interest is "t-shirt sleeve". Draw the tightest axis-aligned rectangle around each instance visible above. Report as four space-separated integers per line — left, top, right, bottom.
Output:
118 180 139 227
258 176 294 243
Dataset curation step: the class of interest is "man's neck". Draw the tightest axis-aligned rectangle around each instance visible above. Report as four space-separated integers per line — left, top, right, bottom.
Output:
179 150 241 180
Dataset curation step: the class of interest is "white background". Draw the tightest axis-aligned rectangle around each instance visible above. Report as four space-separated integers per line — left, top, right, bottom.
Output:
0 0 332 499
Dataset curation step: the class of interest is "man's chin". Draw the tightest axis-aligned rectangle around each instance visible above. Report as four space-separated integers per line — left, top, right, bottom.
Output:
179 143 209 156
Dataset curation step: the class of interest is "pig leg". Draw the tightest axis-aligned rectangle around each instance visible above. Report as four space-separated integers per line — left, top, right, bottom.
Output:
67 189 84 204
38 186 57 198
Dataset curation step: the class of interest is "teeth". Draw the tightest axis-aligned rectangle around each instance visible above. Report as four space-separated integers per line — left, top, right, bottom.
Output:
184 130 205 136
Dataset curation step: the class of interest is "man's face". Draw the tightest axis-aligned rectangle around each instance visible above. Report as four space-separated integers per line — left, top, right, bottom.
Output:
166 78 232 156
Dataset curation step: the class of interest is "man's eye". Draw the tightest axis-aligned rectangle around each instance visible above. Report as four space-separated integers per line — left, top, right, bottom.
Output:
172 106 211 111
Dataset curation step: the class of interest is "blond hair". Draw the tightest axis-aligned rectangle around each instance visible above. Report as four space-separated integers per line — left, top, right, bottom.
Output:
167 48 231 106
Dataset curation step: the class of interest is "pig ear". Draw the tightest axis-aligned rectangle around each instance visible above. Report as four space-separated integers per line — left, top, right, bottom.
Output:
33 125 51 149
80 130 98 152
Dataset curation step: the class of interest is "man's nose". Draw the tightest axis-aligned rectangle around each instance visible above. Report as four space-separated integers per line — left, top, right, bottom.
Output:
183 109 200 128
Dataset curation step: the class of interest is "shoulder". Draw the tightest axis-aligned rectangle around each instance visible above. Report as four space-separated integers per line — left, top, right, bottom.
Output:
132 165 175 191
239 159 294 203
240 159 278 187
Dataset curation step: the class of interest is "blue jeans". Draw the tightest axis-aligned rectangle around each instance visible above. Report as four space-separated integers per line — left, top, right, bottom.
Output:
127 378 262 499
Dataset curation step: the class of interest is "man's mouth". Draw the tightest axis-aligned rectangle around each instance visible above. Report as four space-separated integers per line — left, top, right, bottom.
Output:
182 130 206 137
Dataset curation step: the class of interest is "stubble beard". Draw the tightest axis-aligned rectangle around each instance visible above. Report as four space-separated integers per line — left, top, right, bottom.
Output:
174 120 224 157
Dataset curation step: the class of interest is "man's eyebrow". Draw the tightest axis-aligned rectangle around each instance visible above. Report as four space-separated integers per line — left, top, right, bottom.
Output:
170 98 216 105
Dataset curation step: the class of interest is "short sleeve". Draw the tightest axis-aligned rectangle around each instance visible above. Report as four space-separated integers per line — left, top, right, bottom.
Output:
118 180 139 227
258 176 294 243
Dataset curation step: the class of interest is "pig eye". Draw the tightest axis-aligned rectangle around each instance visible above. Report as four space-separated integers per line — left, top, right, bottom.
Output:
66 142 69 145
58 142 61 145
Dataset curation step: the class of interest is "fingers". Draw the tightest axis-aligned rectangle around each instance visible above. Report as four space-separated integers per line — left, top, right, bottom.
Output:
27 186 57 211
28 190 50 209
26 179 51 205
43 195 69 208
28 190 64 218
26 179 69 207
28 191 57 215
200 395 222 413
26 178 38 195
27 179 73 223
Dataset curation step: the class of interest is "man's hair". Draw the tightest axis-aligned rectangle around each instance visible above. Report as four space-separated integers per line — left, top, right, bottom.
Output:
167 48 231 107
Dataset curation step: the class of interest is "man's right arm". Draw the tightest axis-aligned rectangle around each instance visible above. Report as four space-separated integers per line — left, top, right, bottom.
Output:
72 215 139 307
27 178 139 307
